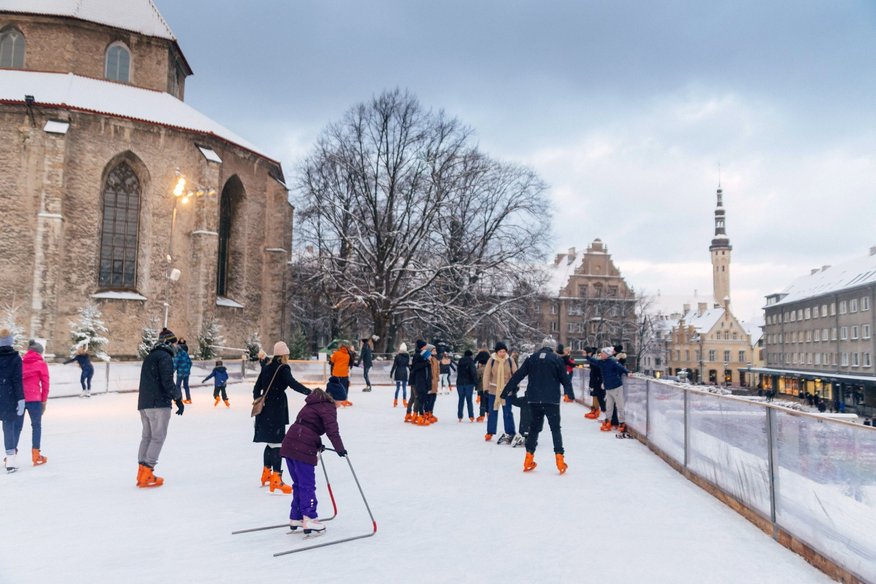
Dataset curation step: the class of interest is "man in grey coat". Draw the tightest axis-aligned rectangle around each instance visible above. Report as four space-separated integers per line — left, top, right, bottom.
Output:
136 327 184 488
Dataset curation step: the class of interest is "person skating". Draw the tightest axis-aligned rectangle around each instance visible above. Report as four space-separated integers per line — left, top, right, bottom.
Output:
136 328 184 488
426 346 441 422
390 343 410 409
253 341 312 494
329 342 353 407
280 387 347 535
502 337 574 473
439 352 456 395
20 340 49 466
557 344 575 402
584 347 606 420
455 350 477 422
408 340 432 425
174 339 193 404
203 360 230 407
0 329 24 473
359 338 374 392
64 345 94 397
585 347 629 433
474 349 490 422
482 342 518 443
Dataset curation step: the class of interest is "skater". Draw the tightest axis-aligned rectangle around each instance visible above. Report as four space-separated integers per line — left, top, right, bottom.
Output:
390 343 409 408
1 329 24 473
482 342 518 443
584 347 606 420
136 328 185 488
203 360 230 407
426 345 441 422
439 352 456 395
64 345 94 397
502 336 574 473
329 342 353 407
174 338 193 404
557 344 575 402
359 338 374 392
280 387 347 535
585 347 629 433
408 340 432 425
254 341 312 494
475 349 490 422
455 349 477 422
20 340 49 466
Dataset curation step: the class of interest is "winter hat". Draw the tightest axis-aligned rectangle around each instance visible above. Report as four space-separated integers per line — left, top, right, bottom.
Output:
494 341 508 353
613 344 624 354
464 349 473 357
600 346 615 357
158 328 177 344
542 337 558 351
398 342 408 353
27 339 44 354
556 343 564 353
0 328 12 347
326 377 346 401
415 339 427 351
273 341 290 356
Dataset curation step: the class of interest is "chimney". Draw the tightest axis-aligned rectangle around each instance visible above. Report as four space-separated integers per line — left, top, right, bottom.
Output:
822 265 831 271
698 302 707 315
683 303 690 313
810 268 820 275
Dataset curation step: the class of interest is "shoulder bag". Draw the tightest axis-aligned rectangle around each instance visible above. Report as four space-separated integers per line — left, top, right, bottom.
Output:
251 364 284 417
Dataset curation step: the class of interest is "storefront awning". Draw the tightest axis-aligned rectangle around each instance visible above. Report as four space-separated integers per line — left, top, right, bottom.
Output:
744 367 876 385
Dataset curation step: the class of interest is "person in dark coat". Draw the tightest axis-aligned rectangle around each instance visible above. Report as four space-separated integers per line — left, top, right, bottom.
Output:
203 360 230 407
280 387 346 534
174 339 193 404
136 327 184 488
1 329 25 473
502 336 574 473
455 350 478 421
474 348 491 421
585 347 629 432
360 338 375 392
407 340 433 425
585 347 606 420
64 345 94 397
390 343 410 409
254 341 311 494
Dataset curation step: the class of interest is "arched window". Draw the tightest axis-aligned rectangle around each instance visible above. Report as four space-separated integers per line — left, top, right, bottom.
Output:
217 176 244 297
0 27 25 69
98 162 141 289
105 42 131 82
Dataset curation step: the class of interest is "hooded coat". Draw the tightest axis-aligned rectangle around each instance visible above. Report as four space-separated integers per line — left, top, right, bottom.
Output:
281 391 346 466
137 343 179 410
390 352 410 382
455 355 478 386
330 346 352 378
22 349 50 402
253 358 311 444
0 345 24 419
409 351 432 394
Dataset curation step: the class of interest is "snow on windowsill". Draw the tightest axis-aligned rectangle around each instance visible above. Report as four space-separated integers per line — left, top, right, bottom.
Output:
216 297 244 309
92 291 147 301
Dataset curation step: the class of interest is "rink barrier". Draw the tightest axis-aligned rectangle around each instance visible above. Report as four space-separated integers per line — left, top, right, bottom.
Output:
611 374 875 584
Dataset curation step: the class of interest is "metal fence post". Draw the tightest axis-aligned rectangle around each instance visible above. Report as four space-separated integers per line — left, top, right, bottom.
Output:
766 406 779 540
105 360 111 394
241 355 246 379
645 379 651 439
683 388 690 468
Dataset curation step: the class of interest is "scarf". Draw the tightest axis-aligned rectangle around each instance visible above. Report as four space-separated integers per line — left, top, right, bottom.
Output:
491 354 509 411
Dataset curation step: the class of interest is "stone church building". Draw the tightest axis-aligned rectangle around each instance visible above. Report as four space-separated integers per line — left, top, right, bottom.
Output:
0 1 292 357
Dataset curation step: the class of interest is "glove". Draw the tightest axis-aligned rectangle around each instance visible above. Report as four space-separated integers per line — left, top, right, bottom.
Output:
337 450 348 457
318 444 326 453
175 399 185 416
16 399 25 416
41 402 47 414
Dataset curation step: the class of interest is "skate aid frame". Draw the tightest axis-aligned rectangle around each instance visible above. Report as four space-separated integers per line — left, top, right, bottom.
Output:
230 452 338 535
273 449 378 557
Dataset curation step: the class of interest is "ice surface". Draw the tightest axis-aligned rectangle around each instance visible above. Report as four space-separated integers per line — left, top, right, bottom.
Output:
0 381 832 584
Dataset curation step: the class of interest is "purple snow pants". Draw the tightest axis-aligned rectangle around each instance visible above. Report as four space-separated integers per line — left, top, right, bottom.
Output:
285 457 318 520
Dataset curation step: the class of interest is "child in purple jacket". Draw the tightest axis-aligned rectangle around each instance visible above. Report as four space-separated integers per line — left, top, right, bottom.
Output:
280 387 347 535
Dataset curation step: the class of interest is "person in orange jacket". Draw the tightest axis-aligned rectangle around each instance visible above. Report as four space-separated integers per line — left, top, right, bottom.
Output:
330 343 353 407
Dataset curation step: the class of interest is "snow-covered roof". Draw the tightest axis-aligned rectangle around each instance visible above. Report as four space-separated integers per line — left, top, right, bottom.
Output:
677 305 725 334
769 249 876 308
546 252 578 295
740 316 764 346
0 0 176 40
0 70 277 163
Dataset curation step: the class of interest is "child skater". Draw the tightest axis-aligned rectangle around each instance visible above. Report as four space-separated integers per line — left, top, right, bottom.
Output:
203 360 230 407
280 386 347 536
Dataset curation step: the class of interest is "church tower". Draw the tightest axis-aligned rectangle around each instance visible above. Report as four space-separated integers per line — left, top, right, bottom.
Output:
709 185 732 307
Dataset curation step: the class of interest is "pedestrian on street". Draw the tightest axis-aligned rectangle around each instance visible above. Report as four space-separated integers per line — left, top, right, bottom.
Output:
482 342 518 444
20 339 49 466
0 329 24 473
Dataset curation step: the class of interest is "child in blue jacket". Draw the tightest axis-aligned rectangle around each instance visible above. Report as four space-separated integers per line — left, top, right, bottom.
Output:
203 361 230 407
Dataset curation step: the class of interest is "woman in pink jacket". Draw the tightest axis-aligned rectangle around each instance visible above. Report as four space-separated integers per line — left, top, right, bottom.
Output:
20 340 49 466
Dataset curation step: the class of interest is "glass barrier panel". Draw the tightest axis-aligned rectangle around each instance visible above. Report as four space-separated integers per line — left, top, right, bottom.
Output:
624 376 648 435
647 381 685 464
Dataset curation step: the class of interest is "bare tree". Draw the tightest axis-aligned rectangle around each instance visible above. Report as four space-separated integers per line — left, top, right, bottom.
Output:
293 89 552 352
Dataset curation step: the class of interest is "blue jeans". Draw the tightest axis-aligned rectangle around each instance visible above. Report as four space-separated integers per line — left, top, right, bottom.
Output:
363 366 372 387
394 380 407 400
177 374 191 400
457 385 475 419
486 393 515 435
81 367 94 390
15 402 43 449
2 414 22 454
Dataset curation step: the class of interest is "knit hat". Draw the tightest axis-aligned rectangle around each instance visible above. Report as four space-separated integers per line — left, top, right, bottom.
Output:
158 328 177 344
27 339 44 354
464 349 473 357
326 376 346 401
542 337 558 351
556 343 564 353
494 341 508 353
398 342 408 353
613 344 624 354
415 339 427 351
0 329 12 347
273 341 290 356
600 346 615 356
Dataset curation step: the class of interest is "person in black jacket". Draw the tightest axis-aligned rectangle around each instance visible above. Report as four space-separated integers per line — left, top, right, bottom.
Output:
474 349 491 421
136 327 184 488
1 329 25 473
390 343 410 409
502 336 574 474
360 338 374 393
455 350 478 422
584 347 605 420
253 341 311 494
407 340 433 425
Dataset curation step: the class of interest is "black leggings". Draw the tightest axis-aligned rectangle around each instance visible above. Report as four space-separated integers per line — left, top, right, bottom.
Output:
524 403 564 455
263 445 282 472
213 384 228 400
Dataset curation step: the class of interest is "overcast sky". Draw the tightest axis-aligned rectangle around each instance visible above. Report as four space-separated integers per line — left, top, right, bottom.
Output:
155 0 876 321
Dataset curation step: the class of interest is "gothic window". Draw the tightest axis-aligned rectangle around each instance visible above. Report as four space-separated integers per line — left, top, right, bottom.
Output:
98 163 141 289
217 189 232 297
106 42 131 82
0 27 25 69
216 176 245 298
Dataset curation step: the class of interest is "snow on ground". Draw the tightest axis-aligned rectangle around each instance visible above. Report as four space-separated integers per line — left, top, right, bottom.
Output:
1 382 832 584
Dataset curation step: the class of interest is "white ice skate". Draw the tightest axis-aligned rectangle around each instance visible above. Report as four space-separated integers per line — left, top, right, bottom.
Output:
511 434 525 448
5 453 17 473
303 516 326 538
288 519 304 534
497 433 512 445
